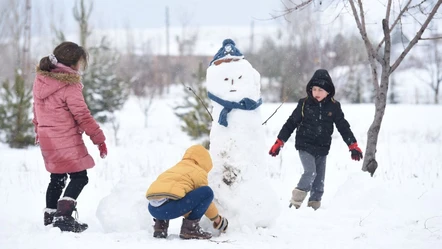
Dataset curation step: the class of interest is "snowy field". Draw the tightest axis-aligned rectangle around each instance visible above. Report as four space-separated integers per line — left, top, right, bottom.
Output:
1 86 441 249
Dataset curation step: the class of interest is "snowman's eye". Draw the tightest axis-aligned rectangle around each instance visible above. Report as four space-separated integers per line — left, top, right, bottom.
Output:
224 78 229 81
238 75 242 79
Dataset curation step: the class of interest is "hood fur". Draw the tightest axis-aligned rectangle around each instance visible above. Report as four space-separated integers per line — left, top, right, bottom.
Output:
34 66 82 99
35 66 81 84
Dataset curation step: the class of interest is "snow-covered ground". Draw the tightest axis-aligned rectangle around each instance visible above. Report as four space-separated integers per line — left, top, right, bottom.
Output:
1 86 441 249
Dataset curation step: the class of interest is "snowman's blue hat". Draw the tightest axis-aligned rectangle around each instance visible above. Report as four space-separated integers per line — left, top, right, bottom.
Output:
209 39 244 66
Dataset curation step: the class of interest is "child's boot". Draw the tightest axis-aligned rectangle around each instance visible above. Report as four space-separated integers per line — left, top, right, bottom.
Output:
52 197 88 233
289 188 307 209
153 218 169 238
307 201 321 210
179 218 212 240
44 208 56 226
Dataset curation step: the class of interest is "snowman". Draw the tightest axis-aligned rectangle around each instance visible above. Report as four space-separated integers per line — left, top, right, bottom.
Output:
206 39 279 228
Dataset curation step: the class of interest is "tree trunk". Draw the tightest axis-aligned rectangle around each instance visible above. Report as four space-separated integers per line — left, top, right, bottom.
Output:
362 18 392 176
362 74 389 176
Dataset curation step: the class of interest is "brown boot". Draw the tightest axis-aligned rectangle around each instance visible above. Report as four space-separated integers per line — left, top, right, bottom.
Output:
179 218 212 240
308 201 321 210
289 188 307 209
153 219 169 238
44 208 56 226
53 197 88 233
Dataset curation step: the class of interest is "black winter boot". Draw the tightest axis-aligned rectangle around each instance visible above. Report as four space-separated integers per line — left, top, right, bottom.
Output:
44 208 56 226
153 219 169 238
53 197 88 233
179 218 212 240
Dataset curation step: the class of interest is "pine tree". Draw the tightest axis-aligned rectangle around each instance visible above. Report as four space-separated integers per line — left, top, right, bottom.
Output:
82 38 129 123
174 62 212 149
0 72 34 148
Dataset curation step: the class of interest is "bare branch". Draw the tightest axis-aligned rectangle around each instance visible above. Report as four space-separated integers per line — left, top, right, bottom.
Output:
262 96 288 125
417 191 427 199
185 86 213 121
420 36 442 40
359 209 374 227
376 0 413 51
269 0 314 19
410 0 430 10
287 0 314 11
385 0 392 24
357 0 366 34
390 0 442 73
348 1 381 91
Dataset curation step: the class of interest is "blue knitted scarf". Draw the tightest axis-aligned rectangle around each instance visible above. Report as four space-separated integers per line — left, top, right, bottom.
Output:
207 91 262 127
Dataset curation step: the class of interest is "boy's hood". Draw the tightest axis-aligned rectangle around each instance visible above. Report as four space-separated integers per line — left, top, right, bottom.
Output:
306 69 335 99
182 145 213 173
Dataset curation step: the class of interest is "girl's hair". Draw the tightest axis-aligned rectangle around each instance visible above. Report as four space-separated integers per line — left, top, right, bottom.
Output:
39 41 89 72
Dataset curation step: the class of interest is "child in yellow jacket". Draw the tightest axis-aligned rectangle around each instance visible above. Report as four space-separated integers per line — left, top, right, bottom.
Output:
146 144 228 239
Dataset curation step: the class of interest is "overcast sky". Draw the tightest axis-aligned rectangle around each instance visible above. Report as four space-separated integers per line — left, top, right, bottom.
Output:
36 0 283 33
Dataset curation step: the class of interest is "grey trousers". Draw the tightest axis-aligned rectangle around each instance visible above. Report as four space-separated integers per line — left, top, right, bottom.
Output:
296 150 327 201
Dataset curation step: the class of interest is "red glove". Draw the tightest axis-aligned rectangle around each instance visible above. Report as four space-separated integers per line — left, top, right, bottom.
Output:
269 138 284 157
349 143 363 161
98 142 107 159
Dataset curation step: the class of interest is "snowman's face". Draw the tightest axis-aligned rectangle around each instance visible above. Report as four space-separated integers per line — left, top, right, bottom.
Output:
206 59 261 102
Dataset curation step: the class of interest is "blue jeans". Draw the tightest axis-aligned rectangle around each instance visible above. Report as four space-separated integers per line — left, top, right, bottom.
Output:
148 186 214 220
296 150 327 201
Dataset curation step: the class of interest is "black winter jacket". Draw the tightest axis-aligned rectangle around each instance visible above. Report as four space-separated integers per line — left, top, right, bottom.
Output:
277 69 356 156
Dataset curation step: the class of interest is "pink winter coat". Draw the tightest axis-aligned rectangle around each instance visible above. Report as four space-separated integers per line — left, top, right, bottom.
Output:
32 63 105 174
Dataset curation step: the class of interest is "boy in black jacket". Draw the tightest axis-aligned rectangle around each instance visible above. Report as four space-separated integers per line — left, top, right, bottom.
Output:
269 69 363 210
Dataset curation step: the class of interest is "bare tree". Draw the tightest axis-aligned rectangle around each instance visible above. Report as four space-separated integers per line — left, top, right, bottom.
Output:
176 10 198 57
0 0 26 81
73 0 92 48
255 4 324 102
279 0 442 176
0 0 9 37
136 89 157 128
174 14 199 85
419 29 442 104
22 0 31 81
117 37 158 128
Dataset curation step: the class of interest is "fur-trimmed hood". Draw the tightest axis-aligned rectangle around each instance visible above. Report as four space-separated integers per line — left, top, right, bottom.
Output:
34 64 81 99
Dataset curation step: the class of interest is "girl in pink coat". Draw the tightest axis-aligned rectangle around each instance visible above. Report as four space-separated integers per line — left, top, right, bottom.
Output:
33 41 107 233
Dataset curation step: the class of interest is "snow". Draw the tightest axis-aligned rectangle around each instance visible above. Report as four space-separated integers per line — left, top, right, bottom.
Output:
1 84 442 248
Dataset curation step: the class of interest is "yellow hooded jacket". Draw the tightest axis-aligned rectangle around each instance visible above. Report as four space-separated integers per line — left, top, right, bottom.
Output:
146 145 219 220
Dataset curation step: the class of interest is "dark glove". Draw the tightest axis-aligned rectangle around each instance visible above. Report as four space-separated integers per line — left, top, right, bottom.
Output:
349 142 363 161
213 215 228 233
269 138 284 157
98 142 107 159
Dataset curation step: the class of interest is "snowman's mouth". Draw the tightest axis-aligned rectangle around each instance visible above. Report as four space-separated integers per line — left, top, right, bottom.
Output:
230 90 237 92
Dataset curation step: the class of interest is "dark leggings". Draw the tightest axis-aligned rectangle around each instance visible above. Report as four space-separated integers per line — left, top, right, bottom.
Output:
148 186 214 220
46 170 89 209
